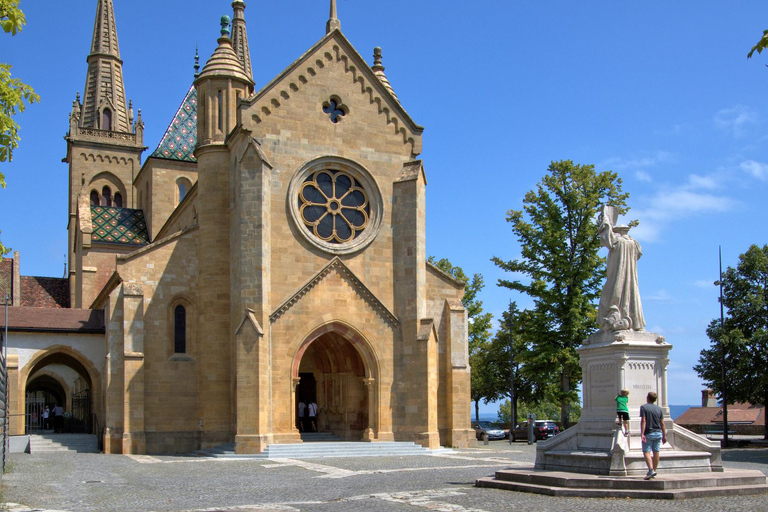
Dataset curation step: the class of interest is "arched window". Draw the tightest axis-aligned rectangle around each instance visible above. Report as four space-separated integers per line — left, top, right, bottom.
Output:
102 109 112 131
90 190 99 206
178 182 187 202
176 178 192 205
113 192 123 208
101 186 112 207
174 305 186 354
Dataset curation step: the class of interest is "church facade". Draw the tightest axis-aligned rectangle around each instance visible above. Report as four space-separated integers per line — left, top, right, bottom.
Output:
3 0 474 454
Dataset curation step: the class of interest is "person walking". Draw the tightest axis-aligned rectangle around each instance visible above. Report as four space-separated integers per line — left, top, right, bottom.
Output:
640 391 666 480
298 400 306 432
42 405 50 431
52 404 65 433
308 400 318 432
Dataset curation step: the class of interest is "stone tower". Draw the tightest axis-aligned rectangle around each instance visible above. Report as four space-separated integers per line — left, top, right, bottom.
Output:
64 0 145 307
193 15 255 446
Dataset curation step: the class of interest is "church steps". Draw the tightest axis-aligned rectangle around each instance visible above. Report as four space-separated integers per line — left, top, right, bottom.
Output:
29 434 99 453
197 441 453 459
476 469 768 499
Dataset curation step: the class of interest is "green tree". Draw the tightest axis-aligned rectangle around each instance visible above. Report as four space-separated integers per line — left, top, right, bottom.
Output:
694 244 768 438
1 0 39 254
748 29 768 59
428 257 493 420
491 160 630 428
481 302 536 426
497 397 581 427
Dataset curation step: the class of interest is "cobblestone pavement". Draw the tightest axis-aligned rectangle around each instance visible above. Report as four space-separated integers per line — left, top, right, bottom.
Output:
2 441 768 512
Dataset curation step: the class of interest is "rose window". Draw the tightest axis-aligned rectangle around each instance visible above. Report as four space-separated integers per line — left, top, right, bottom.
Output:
298 170 370 243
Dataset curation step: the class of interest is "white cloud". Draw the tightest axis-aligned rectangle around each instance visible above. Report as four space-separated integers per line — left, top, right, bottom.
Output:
693 279 716 289
686 174 719 190
740 160 768 181
601 151 674 172
631 190 736 243
644 289 673 302
714 105 758 138
635 171 652 183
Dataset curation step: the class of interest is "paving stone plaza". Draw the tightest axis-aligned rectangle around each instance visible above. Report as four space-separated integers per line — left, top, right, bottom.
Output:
3 441 768 512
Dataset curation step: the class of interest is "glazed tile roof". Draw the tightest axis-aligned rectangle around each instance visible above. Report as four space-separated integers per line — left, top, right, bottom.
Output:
91 206 150 245
3 307 104 333
20 276 70 308
150 84 197 162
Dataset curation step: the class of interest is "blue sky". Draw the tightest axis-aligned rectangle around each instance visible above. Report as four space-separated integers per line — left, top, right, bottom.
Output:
3 1 767 415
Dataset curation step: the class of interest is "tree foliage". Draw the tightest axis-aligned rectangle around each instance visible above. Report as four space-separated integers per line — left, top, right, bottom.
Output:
694 244 768 438
491 160 630 427
1 0 39 254
428 257 493 420
748 29 768 60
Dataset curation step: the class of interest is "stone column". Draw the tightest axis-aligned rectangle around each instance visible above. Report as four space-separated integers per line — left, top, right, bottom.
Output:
392 160 438 448
6 355 21 435
122 284 145 454
363 377 376 441
104 287 125 454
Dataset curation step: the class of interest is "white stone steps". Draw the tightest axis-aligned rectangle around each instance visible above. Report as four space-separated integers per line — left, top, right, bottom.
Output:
476 468 768 499
29 434 99 453
198 441 453 459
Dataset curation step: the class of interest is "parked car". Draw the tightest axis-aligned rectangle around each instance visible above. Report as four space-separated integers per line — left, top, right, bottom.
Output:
510 420 560 442
472 421 507 441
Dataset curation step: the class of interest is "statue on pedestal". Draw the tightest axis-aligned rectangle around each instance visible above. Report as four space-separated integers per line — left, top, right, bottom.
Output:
597 205 645 331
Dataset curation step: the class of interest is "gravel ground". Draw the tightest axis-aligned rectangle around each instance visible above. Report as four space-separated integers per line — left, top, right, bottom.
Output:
2 441 767 512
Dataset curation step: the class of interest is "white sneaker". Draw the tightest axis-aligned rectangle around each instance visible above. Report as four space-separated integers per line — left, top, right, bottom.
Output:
644 470 657 480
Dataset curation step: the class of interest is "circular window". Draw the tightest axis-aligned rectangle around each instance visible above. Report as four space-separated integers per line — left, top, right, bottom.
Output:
288 156 383 254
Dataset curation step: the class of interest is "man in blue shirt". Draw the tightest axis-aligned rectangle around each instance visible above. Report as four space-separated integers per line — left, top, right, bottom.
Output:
640 392 667 480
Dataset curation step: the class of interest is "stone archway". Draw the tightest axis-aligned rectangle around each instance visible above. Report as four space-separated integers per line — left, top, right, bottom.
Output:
292 323 379 441
18 345 102 436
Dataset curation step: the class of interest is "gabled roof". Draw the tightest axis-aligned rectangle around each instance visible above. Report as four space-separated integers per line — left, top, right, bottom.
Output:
91 206 150 245
20 277 70 308
245 29 423 155
4 307 104 333
150 85 197 162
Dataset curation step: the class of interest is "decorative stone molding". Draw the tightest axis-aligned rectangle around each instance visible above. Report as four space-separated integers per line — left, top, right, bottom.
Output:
270 257 398 327
627 361 655 371
248 33 423 155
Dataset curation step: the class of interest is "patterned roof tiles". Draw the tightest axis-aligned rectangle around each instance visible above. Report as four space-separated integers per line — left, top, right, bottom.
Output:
150 85 197 162
91 206 150 245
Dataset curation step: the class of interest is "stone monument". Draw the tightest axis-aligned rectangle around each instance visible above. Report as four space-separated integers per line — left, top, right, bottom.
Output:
534 205 722 476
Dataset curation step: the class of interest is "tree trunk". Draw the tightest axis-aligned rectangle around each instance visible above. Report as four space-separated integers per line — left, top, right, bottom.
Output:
561 372 571 429
474 399 480 423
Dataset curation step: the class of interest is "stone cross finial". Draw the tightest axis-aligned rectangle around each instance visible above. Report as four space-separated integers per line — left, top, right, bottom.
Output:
194 44 200 78
326 0 341 33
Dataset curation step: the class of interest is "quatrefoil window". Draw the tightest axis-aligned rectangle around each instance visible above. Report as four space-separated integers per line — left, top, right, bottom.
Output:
299 170 369 243
322 97 347 123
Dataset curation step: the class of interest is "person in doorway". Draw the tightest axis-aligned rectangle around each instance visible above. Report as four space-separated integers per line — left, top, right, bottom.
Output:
52 404 65 433
615 388 630 436
298 400 307 432
42 405 50 431
308 400 318 432
640 392 666 480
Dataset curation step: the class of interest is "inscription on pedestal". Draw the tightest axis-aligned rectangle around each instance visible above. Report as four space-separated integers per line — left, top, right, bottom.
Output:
589 363 616 408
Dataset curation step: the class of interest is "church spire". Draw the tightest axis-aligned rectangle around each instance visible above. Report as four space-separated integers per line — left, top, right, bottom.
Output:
326 0 341 34
230 0 253 81
80 0 132 133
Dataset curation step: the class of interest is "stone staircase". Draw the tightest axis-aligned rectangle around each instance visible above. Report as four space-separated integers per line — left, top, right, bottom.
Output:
197 435 453 459
476 468 768 499
29 434 100 454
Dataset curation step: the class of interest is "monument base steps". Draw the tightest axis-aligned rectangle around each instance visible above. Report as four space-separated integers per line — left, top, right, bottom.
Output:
476 469 768 499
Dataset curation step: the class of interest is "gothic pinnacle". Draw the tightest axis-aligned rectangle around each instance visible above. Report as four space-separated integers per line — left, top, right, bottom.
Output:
326 0 340 34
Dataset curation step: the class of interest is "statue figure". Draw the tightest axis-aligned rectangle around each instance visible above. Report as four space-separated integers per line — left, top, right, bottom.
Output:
597 205 645 331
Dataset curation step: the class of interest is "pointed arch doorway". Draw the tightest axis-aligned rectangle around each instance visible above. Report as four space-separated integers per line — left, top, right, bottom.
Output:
293 324 378 441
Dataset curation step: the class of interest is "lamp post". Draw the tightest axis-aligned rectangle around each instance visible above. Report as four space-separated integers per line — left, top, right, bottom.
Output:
718 247 729 447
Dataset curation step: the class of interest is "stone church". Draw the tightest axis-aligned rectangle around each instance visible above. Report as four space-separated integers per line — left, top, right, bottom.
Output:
1 0 474 454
